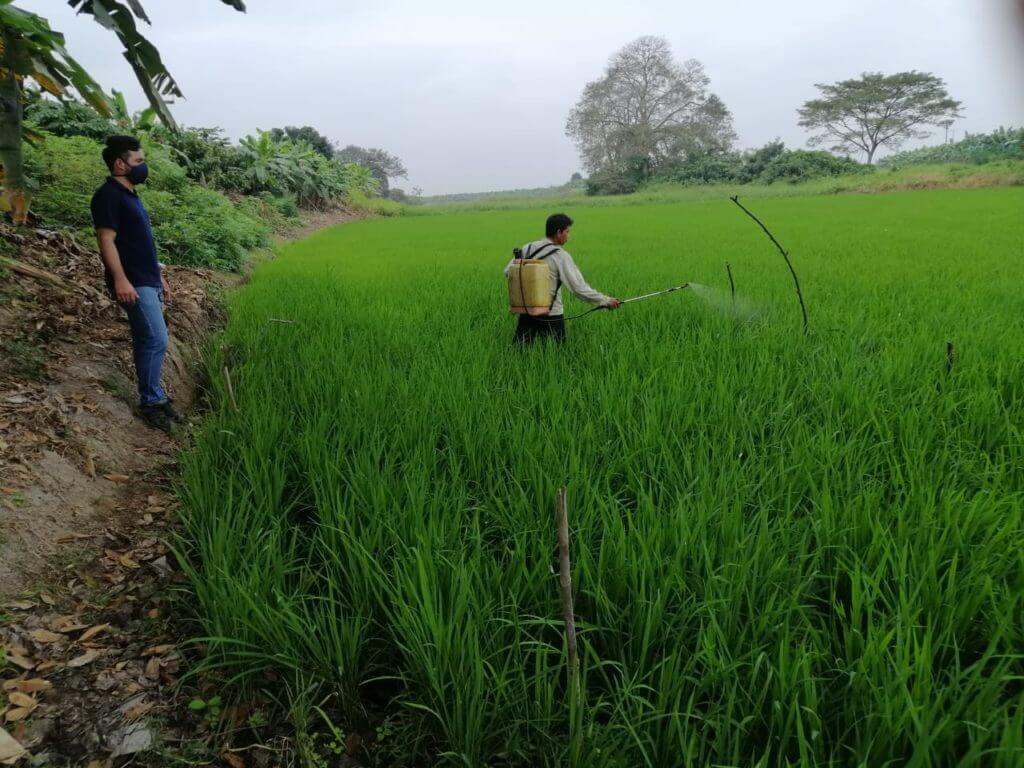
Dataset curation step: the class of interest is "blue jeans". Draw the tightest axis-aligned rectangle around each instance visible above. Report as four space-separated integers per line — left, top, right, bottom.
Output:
122 286 168 407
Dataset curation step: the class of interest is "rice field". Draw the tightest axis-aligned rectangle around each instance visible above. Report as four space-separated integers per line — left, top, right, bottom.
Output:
179 187 1024 766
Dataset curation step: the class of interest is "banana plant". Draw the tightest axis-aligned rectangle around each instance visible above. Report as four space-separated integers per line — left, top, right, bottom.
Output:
67 0 246 132
111 87 156 131
0 1 111 223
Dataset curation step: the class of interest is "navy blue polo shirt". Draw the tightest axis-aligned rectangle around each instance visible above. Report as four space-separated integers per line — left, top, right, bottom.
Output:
90 178 161 289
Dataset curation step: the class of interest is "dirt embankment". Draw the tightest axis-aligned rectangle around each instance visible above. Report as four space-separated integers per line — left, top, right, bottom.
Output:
0 224 235 762
0 206 362 764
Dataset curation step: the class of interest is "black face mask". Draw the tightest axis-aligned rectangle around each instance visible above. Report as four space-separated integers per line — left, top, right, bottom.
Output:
126 162 149 185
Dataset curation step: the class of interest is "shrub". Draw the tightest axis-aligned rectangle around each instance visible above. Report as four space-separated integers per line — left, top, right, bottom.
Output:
23 93 116 142
585 168 642 195
23 132 267 271
880 127 1024 167
758 149 867 184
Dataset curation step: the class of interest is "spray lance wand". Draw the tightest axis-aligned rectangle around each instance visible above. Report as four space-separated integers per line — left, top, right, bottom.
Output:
557 282 691 320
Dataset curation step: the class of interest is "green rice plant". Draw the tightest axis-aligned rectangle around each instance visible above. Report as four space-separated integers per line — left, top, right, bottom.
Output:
178 186 1024 767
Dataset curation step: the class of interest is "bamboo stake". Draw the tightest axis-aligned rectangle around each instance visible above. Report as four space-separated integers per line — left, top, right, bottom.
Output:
555 485 580 697
946 341 956 374
725 261 736 306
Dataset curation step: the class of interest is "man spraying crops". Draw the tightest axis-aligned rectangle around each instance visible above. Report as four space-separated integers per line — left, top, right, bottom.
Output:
504 213 620 343
91 135 182 432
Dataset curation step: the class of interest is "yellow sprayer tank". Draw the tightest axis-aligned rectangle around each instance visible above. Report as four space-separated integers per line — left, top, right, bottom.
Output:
508 259 554 316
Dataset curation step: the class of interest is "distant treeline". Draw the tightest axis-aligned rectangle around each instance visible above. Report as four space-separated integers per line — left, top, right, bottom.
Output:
879 127 1024 167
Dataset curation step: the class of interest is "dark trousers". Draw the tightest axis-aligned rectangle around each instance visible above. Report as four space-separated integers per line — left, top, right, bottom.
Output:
514 314 566 344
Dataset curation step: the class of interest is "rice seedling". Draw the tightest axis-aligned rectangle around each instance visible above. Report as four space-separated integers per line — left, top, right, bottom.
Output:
178 187 1024 766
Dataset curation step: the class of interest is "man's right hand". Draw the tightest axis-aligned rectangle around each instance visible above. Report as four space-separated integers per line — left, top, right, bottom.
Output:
604 298 622 310
115 278 139 305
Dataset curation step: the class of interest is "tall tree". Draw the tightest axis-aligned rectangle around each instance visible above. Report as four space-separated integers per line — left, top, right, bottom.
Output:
0 2 111 223
335 145 406 197
798 71 963 164
565 36 735 180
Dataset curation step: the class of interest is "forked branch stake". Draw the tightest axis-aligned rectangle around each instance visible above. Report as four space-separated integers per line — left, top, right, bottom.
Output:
730 196 809 333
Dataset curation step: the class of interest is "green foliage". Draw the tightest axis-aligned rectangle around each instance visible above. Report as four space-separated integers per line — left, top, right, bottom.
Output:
18 98 384 213
880 127 1024 167
585 167 641 195
187 695 223 727
270 125 335 159
142 184 268 271
179 187 1024 766
798 71 962 163
335 145 407 197
23 131 267 270
589 142 869 194
757 148 866 184
23 91 116 141
235 192 301 233
146 124 249 189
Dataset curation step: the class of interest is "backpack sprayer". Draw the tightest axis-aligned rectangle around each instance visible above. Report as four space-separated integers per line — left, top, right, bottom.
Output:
507 245 689 320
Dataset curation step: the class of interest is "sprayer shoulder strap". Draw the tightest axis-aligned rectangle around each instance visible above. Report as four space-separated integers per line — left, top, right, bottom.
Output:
527 243 559 261
526 243 562 310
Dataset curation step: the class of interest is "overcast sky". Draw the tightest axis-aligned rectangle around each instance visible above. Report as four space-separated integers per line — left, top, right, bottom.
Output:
18 0 1024 194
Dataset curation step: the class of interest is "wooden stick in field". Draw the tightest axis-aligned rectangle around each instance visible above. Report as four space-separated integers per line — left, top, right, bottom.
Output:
223 364 240 413
556 485 580 696
725 261 736 306
946 341 956 374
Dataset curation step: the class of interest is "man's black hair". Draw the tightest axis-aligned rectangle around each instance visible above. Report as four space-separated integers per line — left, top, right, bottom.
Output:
546 213 573 238
102 135 142 171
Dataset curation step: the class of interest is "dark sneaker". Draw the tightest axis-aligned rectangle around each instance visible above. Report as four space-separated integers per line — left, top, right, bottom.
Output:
140 404 173 433
161 400 185 424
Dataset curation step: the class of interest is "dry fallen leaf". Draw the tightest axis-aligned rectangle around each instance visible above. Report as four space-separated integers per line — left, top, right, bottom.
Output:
50 615 88 633
3 708 31 724
79 623 110 643
0 725 27 762
29 629 64 644
144 657 161 680
67 650 101 668
5 693 36 711
3 679 51 695
103 473 130 482
142 644 175 657
222 752 245 768
3 601 34 611
83 454 96 478
124 701 154 721
6 655 34 672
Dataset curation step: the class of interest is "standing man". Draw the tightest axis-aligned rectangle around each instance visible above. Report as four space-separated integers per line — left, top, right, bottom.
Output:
90 135 181 432
505 213 620 343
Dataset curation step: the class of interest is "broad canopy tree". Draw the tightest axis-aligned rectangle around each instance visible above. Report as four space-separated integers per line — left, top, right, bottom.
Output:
335 145 407 197
565 36 735 184
798 71 963 164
